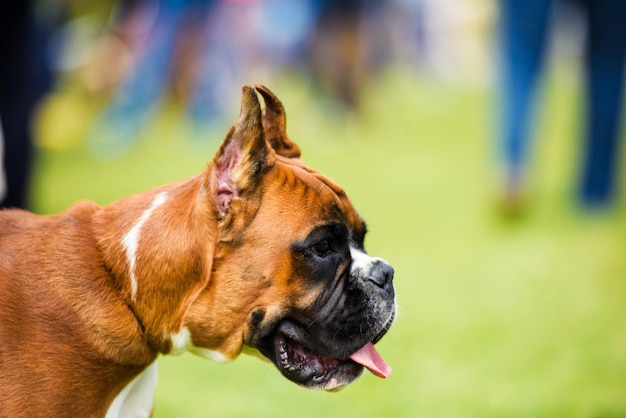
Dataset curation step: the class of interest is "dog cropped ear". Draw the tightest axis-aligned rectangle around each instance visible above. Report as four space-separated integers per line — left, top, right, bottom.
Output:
212 86 274 217
255 84 301 159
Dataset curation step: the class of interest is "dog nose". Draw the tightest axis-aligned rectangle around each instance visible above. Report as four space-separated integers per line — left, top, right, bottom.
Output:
368 260 394 290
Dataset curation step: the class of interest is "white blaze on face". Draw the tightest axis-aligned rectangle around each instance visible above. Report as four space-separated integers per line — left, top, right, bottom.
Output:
121 192 168 303
349 246 381 277
347 246 395 379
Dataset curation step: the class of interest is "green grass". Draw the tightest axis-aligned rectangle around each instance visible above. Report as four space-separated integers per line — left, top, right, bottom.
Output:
31 69 626 417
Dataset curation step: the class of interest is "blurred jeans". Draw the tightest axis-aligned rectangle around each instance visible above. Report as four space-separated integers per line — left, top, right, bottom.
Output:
499 0 626 207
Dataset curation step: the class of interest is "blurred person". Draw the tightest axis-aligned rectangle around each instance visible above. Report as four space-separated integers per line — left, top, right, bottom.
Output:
498 0 626 213
0 0 55 209
308 0 375 111
186 0 264 129
256 0 318 71
88 0 220 157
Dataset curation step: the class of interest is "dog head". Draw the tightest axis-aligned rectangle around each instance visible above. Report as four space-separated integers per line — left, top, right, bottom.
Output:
183 86 395 390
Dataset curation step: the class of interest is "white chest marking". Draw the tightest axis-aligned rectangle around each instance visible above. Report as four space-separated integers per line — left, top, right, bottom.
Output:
122 192 168 302
106 361 158 418
169 326 230 362
169 326 192 355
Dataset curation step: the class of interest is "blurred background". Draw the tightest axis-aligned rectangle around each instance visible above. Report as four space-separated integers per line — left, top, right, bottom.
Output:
1 0 625 416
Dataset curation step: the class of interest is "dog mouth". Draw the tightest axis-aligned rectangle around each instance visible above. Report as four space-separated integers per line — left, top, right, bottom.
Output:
275 333 357 389
258 319 392 391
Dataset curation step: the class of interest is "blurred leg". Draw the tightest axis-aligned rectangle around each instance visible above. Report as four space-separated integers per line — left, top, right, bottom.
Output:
309 1 365 111
89 0 186 157
186 0 237 128
579 0 626 207
498 0 553 206
0 0 53 209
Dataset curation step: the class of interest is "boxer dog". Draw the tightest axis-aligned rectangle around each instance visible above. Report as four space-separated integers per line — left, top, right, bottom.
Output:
0 85 395 417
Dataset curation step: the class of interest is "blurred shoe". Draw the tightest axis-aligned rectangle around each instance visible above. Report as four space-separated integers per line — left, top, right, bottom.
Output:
499 167 528 218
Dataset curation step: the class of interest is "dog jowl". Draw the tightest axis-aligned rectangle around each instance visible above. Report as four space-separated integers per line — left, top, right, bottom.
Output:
0 85 395 417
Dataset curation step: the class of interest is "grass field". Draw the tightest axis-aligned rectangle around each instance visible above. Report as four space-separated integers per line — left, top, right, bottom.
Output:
30 69 626 417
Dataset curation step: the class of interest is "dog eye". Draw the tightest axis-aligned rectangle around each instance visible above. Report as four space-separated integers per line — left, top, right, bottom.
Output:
311 240 331 257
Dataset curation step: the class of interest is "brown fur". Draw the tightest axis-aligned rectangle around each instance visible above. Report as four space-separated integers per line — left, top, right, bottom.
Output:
0 86 369 416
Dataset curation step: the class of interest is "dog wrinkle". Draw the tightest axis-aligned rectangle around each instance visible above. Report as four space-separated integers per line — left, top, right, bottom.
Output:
250 308 265 325
93 177 218 357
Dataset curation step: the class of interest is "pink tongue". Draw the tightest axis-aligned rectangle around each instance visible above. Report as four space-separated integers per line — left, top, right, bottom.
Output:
348 342 391 378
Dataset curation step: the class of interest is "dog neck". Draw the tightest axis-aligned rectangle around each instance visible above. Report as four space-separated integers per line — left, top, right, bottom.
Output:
94 173 218 355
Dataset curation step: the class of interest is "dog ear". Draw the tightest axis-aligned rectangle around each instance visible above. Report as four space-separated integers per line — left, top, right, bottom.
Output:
255 84 301 159
212 86 275 217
